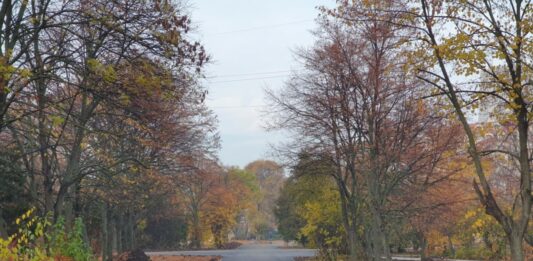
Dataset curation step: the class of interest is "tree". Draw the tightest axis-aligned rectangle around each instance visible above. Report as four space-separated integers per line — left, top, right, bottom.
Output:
275 178 306 244
204 175 239 249
328 1 533 259
227 167 260 240
244 160 285 239
0 143 29 238
411 1 533 259
268 7 462 259
178 163 260 249
0 0 49 130
178 158 221 249
275 153 345 257
0 0 219 259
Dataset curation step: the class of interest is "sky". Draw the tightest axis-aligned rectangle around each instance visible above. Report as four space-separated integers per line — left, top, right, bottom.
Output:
191 0 333 168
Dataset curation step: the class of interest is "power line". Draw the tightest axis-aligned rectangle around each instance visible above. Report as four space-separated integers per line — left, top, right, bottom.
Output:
210 19 313 36
210 105 267 109
206 69 301 79
206 74 291 84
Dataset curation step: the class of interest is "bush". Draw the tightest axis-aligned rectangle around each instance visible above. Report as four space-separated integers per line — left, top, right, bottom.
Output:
1 208 94 261
48 217 94 261
0 208 50 261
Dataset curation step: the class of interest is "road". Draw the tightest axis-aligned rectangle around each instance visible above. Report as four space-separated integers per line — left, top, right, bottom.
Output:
147 242 316 261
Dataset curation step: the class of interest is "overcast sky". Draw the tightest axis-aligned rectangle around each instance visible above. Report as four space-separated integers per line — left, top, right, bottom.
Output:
191 0 333 168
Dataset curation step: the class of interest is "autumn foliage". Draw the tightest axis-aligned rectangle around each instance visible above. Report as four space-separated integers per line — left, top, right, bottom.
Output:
271 0 533 260
0 0 218 259
1 0 532 260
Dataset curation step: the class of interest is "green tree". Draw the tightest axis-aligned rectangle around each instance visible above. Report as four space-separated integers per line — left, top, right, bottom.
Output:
275 177 305 244
275 154 346 258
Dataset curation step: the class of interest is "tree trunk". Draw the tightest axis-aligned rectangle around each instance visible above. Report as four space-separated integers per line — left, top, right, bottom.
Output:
509 232 524 261
364 229 373 259
125 211 133 250
128 211 135 249
101 203 109 261
123 211 130 251
110 212 116 257
346 226 361 261
44 176 54 215
105 207 113 261
341 203 358 260
54 186 68 222
369 204 390 260
191 206 201 249
73 182 82 218
116 213 123 253
336 179 364 260
0 56 8 131
57 97 95 222
0 209 7 239
64 196 74 229
35 43 53 217
418 231 428 261
446 234 455 257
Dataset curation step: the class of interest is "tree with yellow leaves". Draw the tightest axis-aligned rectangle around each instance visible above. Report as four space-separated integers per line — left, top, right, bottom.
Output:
329 0 532 259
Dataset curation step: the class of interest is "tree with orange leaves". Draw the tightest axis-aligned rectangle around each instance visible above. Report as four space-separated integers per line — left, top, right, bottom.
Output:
267 7 463 259
328 0 533 259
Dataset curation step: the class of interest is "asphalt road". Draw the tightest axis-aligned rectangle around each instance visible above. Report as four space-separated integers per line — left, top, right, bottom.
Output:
147 242 316 261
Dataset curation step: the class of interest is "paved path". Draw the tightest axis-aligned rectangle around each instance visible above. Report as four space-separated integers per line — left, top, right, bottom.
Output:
147 242 316 261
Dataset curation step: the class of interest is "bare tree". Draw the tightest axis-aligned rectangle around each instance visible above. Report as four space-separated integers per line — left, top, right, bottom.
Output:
267 12 460 260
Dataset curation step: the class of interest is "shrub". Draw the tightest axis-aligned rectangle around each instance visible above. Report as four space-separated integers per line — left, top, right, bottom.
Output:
0 208 50 261
2 208 94 261
48 217 94 261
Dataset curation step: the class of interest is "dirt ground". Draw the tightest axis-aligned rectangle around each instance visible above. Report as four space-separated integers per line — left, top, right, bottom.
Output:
150 255 222 261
